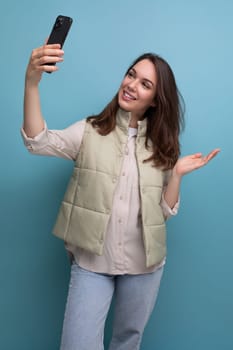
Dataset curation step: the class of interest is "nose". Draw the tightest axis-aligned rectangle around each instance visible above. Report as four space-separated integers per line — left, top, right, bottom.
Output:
128 79 137 91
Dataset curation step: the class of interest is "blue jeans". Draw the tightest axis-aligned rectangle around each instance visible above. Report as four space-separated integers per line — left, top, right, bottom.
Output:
60 263 163 350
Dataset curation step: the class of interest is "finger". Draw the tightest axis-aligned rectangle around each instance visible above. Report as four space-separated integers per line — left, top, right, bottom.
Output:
31 47 64 63
191 153 202 159
44 43 61 49
39 56 64 66
212 148 221 156
40 47 64 56
208 148 220 156
35 52 64 67
37 64 60 73
40 44 62 53
206 149 221 162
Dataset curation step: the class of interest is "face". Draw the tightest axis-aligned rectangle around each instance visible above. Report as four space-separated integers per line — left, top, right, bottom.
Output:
118 59 157 120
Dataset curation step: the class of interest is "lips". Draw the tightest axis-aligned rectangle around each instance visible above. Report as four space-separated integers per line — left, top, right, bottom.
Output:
122 90 136 101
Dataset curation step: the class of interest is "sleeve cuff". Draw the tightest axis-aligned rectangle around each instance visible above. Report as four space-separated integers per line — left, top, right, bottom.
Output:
20 122 48 151
160 192 180 219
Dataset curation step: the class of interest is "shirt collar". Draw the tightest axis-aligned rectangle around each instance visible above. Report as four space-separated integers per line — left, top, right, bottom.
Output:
116 108 147 137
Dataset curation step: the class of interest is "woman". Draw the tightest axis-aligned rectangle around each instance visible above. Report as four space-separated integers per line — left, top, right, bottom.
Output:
22 43 219 350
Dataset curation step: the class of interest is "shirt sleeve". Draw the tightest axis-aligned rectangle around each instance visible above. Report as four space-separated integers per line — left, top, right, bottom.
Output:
20 119 86 161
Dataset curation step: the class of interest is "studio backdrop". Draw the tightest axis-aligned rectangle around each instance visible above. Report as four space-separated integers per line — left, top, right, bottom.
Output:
0 0 232 349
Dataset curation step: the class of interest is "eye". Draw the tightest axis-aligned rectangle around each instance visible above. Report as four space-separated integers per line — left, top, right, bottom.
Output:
142 81 151 89
127 70 135 78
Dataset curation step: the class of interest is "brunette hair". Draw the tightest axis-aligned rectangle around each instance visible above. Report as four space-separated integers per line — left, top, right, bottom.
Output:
87 53 185 170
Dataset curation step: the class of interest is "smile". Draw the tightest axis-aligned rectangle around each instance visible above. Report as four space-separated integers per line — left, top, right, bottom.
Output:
123 91 136 101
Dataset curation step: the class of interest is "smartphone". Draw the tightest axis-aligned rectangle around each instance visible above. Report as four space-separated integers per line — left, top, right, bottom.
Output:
45 15 73 70
47 15 73 47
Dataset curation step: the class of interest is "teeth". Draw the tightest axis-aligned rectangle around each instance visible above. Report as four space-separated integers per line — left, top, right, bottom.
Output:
124 92 135 100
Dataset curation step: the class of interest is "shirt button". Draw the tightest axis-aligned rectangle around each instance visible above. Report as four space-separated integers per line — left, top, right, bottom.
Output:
118 219 122 223
112 177 117 183
122 172 126 176
120 196 123 200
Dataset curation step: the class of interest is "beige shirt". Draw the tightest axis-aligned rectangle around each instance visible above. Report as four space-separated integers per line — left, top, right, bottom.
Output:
21 119 179 274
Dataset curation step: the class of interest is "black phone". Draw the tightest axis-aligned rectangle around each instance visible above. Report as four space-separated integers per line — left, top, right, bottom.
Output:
45 15 73 70
47 15 73 47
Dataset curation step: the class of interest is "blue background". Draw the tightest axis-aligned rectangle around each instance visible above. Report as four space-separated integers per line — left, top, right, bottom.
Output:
1 0 232 349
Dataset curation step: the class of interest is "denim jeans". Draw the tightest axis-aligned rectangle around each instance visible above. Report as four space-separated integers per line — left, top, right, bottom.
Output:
60 263 163 350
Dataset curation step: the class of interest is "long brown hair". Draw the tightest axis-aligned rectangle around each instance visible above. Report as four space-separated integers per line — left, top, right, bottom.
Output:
87 53 185 170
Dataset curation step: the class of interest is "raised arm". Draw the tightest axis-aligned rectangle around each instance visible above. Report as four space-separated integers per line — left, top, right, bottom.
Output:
164 148 220 209
23 44 64 137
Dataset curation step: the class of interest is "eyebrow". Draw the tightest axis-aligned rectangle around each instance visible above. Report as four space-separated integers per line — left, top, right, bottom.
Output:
130 67 155 87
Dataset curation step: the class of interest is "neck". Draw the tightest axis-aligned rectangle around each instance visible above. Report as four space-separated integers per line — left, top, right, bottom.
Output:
129 112 143 128
129 119 138 128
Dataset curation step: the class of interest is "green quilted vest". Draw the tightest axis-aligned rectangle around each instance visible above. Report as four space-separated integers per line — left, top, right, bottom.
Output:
53 108 168 267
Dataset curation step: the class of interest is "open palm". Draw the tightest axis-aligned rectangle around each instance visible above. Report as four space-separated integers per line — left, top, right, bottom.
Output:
174 149 220 177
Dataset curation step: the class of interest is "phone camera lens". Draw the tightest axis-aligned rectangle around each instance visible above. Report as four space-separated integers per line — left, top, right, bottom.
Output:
55 17 63 28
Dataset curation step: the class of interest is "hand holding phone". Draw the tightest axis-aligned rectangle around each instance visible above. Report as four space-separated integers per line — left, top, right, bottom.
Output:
45 15 73 71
